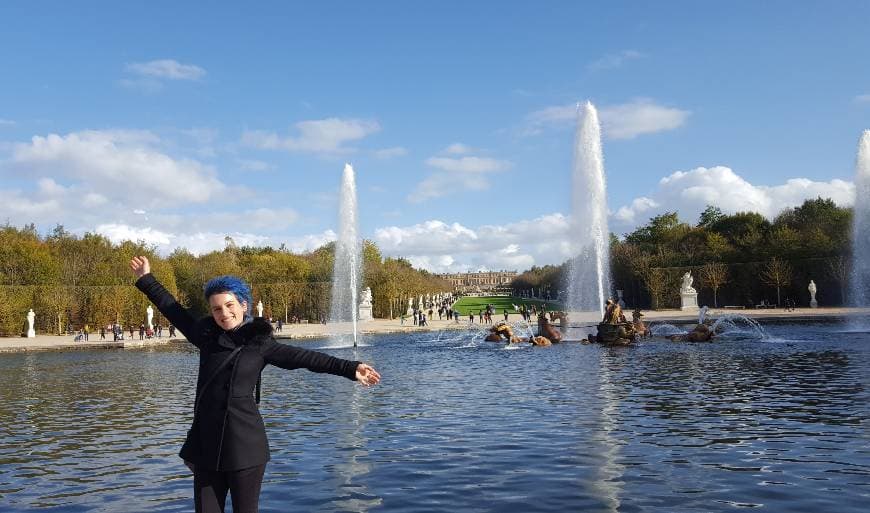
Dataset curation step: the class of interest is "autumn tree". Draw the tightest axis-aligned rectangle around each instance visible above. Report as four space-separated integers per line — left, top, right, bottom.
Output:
699 262 729 307
643 267 668 310
761 257 792 306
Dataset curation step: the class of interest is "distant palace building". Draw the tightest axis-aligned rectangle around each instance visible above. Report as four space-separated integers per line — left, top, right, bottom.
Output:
439 270 517 294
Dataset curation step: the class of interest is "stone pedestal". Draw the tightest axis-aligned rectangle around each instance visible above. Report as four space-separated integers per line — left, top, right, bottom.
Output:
810 299 818 309
27 327 36 338
680 292 699 311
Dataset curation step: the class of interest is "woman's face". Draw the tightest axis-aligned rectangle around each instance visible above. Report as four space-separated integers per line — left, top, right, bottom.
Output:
209 292 248 330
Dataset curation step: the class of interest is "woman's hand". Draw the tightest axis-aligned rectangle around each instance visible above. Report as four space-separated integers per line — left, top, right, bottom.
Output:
355 363 381 387
129 256 151 279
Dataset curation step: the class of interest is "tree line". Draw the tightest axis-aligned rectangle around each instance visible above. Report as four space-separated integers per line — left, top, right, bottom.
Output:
0 225 450 336
511 198 853 310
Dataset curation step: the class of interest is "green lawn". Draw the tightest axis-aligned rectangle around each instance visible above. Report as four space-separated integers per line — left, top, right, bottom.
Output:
451 296 564 316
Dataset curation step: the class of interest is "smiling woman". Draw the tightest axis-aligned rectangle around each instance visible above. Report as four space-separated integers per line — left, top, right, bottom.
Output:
128 255 380 513
203 275 252 331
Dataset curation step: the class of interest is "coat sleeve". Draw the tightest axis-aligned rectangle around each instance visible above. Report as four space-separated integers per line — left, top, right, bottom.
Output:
135 273 201 348
260 338 360 380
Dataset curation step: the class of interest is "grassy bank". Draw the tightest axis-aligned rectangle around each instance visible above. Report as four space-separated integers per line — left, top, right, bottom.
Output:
452 296 563 316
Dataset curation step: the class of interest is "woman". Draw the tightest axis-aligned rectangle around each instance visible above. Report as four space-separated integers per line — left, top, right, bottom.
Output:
129 256 380 513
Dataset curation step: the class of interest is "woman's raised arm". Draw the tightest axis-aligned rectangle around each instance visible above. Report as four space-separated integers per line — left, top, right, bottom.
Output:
130 256 199 347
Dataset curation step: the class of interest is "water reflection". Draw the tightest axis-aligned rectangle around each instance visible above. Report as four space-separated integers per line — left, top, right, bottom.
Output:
588 348 626 512
0 326 868 512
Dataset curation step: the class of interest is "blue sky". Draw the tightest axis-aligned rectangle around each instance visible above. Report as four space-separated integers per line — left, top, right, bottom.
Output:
1 1 868 272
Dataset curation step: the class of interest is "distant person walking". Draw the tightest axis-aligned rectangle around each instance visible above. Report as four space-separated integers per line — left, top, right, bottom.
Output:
129 256 380 513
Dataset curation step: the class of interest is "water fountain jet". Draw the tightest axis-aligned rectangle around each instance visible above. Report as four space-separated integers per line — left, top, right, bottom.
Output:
849 130 870 314
329 163 362 347
565 102 612 322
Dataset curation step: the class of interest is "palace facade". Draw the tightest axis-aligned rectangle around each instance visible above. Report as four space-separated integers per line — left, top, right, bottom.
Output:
439 270 517 293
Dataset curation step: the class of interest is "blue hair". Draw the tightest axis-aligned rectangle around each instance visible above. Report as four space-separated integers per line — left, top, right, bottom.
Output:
204 275 253 315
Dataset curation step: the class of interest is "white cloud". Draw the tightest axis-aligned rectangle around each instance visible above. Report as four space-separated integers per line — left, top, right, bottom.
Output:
373 146 408 159
373 214 571 272
444 143 474 155
36 177 68 196
425 156 508 173
855 93 870 104
82 192 109 208
0 119 15 126
613 197 659 224
281 230 337 253
588 50 644 71
526 104 575 126
201 208 300 232
0 188 62 219
242 118 381 155
612 166 855 232
10 130 226 206
408 154 512 203
380 164 858 271
599 99 690 139
92 223 329 257
525 98 690 139
96 223 174 246
125 59 206 80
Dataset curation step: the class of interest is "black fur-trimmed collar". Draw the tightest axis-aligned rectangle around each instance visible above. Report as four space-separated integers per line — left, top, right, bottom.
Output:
198 316 273 346
237 317 274 338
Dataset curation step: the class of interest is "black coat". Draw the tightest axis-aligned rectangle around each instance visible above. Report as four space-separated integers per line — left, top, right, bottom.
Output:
135 274 361 471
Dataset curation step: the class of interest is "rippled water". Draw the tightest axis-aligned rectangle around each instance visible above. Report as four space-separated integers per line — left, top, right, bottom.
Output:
1 323 868 512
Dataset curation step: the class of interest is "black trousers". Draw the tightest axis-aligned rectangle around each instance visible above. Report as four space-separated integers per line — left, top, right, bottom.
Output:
190 462 267 513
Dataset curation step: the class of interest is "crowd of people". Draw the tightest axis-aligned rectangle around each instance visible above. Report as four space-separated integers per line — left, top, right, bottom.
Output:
72 322 177 341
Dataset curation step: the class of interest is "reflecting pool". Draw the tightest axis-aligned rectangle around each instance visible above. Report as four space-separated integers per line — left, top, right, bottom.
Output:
1 322 868 512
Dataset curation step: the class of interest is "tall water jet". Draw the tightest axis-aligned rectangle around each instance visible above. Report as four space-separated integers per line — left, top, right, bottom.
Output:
849 130 870 311
329 163 362 346
565 101 612 320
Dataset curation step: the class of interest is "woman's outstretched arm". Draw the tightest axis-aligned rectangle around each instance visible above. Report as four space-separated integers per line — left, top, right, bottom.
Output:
130 256 200 347
261 339 380 386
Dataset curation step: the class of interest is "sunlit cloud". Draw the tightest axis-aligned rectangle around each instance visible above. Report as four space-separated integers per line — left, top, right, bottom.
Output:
125 59 206 80
524 98 690 139
242 118 381 155
612 165 855 232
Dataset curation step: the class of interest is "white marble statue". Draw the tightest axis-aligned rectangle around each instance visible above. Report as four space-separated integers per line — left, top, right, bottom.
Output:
358 287 373 321
26 309 36 338
680 271 697 294
257 300 264 318
146 305 154 330
808 280 818 308
680 271 699 311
